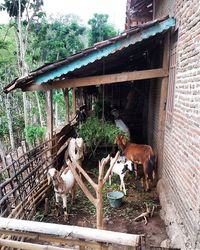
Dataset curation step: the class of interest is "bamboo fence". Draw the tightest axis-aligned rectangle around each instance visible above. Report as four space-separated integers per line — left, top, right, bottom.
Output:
0 123 143 249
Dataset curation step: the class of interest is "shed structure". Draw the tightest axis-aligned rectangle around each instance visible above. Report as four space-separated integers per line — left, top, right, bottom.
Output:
2 0 200 249
4 10 193 249
4 17 175 161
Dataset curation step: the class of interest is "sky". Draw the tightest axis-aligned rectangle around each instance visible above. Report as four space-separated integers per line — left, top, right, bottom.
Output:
0 0 127 31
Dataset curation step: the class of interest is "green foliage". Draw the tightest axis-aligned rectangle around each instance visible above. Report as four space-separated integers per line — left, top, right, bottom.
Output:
0 24 18 75
78 116 123 156
88 13 118 46
25 126 46 146
53 90 66 123
0 0 44 18
93 98 112 120
0 0 27 17
28 15 86 65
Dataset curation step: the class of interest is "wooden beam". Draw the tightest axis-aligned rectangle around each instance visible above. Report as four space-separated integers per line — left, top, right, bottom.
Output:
24 68 168 91
0 218 142 247
157 33 170 175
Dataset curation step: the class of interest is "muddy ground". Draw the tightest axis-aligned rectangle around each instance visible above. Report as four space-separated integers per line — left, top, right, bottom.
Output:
34 153 168 249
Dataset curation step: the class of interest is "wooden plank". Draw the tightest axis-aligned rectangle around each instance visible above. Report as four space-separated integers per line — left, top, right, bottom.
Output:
24 68 168 91
157 33 170 174
0 218 142 247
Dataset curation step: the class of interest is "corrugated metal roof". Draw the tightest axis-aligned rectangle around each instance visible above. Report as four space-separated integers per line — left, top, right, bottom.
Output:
4 16 175 93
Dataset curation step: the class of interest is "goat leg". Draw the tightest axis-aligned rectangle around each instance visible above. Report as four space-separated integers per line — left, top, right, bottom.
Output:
64 208 68 221
150 205 155 218
55 202 60 216
120 176 126 195
62 195 68 221
55 193 60 216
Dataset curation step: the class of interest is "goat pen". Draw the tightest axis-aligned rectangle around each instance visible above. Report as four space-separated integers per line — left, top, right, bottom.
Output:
0 124 143 249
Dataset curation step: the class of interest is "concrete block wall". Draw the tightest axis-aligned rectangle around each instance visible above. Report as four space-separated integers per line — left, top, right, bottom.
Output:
154 0 200 249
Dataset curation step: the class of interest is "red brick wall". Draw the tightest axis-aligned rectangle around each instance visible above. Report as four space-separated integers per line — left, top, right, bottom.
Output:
154 0 200 249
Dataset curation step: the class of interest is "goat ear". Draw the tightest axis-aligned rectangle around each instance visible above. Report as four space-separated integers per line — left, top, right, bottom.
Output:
47 174 51 185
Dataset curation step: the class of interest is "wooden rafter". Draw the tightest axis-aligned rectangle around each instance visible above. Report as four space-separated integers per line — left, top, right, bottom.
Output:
24 68 168 91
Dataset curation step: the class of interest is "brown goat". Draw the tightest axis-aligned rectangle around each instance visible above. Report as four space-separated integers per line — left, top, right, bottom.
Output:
115 134 156 191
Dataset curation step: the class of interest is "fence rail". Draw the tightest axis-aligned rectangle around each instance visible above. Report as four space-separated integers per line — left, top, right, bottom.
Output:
0 218 142 249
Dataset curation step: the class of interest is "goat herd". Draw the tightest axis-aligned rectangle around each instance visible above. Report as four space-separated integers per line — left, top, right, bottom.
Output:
47 134 156 220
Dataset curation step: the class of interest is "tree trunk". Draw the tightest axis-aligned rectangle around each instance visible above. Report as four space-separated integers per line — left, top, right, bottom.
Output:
55 91 58 127
18 0 29 129
0 140 6 168
35 91 44 127
5 94 15 149
96 187 104 229
63 89 69 124
46 90 53 140
72 88 76 117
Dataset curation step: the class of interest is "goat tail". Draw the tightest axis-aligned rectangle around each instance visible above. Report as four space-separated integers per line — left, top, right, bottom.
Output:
147 153 156 178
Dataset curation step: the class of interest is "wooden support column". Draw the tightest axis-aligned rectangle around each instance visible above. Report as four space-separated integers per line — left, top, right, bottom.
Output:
46 90 53 140
157 32 170 175
72 87 76 117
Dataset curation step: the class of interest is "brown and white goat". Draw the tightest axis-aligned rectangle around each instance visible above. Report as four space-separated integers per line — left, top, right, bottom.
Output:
47 167 76 220
115 134 156 191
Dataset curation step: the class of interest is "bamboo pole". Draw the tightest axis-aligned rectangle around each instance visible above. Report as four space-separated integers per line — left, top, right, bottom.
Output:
0 229 105 250
0 238 75 250
0 218 141 247
68 160 97 205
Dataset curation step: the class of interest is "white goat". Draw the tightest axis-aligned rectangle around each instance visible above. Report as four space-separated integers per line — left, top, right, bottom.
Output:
47 166 76 219
65 137 85 166
109 157 133 195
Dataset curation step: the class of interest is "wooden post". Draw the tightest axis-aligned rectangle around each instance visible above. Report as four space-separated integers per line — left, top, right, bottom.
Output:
67 152 119 230
72 87 76 117
158 32 170 174
46 90 53 140
96 158 105 230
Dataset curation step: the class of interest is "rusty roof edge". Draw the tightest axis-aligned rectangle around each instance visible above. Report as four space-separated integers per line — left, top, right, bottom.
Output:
34 17 175 85
3 17 175 93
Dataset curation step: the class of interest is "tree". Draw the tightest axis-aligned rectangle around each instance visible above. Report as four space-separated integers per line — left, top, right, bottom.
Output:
28 14 86 65
0 0 45 131
88 13 118 46
28 15 87 127
0 24 20 149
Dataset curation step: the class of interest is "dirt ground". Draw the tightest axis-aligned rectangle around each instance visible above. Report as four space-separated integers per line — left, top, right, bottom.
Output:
34 153 168 249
